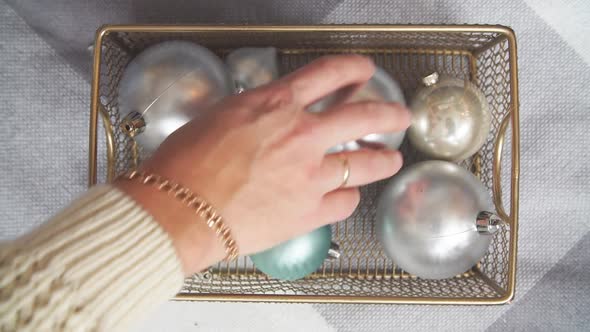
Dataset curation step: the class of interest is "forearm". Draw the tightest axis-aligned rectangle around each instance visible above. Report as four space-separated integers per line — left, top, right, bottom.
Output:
114 177 227 275
0 185 185 331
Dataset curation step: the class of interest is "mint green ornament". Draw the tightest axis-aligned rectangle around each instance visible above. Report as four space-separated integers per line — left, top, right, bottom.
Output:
250 226 332 281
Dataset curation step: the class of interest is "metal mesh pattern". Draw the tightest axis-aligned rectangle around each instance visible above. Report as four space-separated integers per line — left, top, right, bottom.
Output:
182 271 499 298
99 38 137 175
93 27 517 303
475 38 513 290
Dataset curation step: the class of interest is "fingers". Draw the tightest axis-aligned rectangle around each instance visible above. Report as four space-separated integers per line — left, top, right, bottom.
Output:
309 188 361 227
278 54 375 106
313 101 411 150
318 149 403 191
305 150 403 228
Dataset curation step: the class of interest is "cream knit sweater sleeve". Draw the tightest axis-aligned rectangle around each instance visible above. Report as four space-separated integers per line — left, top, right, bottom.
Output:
0 185 185 331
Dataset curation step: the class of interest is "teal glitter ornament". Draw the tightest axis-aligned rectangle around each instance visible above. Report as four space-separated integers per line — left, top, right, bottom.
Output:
250 226 332 281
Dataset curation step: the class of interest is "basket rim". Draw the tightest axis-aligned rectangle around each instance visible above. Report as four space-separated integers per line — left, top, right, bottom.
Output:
92 23 517 36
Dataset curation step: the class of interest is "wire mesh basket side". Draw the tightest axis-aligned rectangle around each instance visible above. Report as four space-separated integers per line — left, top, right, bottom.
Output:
91 26 518 303
474 38 514 291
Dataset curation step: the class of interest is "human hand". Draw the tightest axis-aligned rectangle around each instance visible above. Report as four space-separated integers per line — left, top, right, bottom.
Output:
115 55 411 275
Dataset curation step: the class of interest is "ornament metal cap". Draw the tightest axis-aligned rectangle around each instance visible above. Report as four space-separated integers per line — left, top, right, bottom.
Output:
234 80 246 94
327 242 341 260
422 72 440 86
476 211 503 234
120 111 146 138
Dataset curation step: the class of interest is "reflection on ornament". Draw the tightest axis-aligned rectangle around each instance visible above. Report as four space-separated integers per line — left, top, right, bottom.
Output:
118 41 233 154
226 47 279 92
376 160 501 279
308 67 406 153
409 72 491 161
250 226 335 281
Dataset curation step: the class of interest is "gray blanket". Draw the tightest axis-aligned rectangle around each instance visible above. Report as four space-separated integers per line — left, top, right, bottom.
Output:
1 0 588 331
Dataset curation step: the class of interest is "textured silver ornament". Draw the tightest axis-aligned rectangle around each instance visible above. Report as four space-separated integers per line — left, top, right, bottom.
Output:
408 72 491 161
308 67 406 153
226 47 279 92
376 160 501 279
118 41 233 154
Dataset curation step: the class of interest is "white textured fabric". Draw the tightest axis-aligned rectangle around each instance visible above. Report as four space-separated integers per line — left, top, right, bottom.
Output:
0 185 185 331
133 302 336 332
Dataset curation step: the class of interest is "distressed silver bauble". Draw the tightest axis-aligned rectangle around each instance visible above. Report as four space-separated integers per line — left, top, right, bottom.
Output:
408 72 491 161
118 41 233 154
376 160 502 279
307 67 406 153
226 47 279 92
250 226 340 281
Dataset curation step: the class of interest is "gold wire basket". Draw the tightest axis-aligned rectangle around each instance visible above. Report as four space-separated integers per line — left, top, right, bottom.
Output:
88 25 520 304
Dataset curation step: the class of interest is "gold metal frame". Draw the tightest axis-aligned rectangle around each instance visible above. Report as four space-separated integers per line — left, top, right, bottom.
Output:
88 24 520 304
97 104 116 182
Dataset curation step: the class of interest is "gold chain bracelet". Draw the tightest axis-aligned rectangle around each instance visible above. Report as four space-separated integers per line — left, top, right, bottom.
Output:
120 170 239 261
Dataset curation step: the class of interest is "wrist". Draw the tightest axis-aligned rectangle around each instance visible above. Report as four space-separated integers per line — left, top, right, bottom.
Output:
114 178 226 276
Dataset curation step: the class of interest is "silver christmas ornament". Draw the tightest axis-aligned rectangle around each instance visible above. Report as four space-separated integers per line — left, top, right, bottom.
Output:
376 160 501 279
308 67 406 153
408 72 491 161
118 41 233 154
226 47 279 92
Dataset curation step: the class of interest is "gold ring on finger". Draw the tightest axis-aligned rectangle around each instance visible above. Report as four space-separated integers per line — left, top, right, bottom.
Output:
338 155 350 189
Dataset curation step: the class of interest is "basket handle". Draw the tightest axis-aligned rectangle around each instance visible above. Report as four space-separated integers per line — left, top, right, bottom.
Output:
98 104 116 182
492 112 512 223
